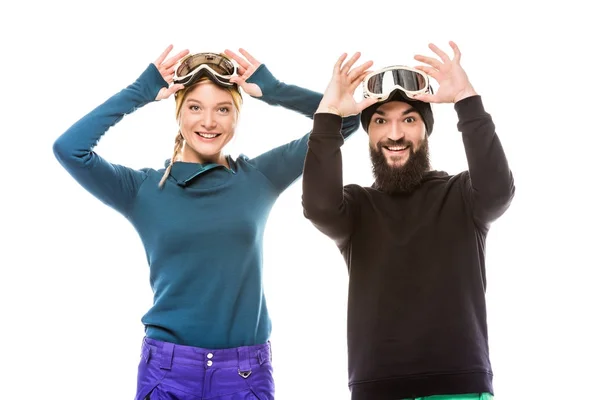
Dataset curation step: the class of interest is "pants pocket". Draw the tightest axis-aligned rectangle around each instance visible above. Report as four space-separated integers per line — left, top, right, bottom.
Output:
242 361 275 400
135 349 167 400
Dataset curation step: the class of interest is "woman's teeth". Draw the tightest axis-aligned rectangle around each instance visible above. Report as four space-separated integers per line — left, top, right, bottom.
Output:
197 132 220 139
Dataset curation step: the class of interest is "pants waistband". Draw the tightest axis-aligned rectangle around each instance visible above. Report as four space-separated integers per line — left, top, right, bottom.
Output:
141 337 271 372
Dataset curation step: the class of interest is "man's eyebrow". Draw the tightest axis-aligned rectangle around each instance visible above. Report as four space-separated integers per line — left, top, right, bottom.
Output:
374 107 418 117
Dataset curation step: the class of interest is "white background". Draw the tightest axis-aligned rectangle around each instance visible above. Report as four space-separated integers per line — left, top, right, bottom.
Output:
1 1 599 399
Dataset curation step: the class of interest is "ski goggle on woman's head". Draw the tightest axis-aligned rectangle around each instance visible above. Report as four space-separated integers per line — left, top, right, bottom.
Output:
362 65 433 101
173 52 237 88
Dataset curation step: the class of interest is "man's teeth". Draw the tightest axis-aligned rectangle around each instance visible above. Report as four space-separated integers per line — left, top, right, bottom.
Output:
387 146 408 151
198 132 219 139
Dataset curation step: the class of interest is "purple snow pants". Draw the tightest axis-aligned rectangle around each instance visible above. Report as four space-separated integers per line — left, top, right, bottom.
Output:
135 337 275 400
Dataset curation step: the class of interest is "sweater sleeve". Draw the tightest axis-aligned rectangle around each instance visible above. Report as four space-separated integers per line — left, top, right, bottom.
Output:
245 64 360 193
456 95 515 228
52 63 167 215
301 113 357 247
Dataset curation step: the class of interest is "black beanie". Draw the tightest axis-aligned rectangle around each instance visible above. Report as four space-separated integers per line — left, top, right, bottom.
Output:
360 89 434 136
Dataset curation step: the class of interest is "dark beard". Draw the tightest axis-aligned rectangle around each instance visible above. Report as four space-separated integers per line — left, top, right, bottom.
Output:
370 136 431 194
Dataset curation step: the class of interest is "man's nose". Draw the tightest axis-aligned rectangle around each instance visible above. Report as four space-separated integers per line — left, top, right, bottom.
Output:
387 122 405 141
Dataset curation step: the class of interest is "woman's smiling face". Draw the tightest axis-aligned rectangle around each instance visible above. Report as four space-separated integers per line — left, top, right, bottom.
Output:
178 81 238 164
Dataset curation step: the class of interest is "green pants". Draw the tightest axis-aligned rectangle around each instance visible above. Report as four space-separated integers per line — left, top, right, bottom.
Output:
409 394 493 400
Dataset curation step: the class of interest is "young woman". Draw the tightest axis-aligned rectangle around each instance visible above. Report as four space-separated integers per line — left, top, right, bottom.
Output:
52 46 362 399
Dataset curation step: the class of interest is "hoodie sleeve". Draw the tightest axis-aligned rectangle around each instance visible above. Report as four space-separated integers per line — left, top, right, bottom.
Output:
52 64 167 215
301 113 358 247
456 95 515 228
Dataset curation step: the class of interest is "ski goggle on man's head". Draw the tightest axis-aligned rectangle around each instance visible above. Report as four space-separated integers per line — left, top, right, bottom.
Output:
362 65 433 101
173 52 237 88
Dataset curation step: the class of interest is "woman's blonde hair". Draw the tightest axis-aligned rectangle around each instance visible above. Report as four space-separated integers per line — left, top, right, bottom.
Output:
158 78 243 188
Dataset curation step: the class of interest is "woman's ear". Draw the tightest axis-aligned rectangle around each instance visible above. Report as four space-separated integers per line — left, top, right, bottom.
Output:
232 111 240 129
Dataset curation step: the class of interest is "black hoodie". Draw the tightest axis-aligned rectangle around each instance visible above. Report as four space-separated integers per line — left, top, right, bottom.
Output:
301 95 515 399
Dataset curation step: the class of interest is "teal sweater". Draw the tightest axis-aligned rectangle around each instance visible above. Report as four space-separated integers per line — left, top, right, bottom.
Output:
53 63 360 348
